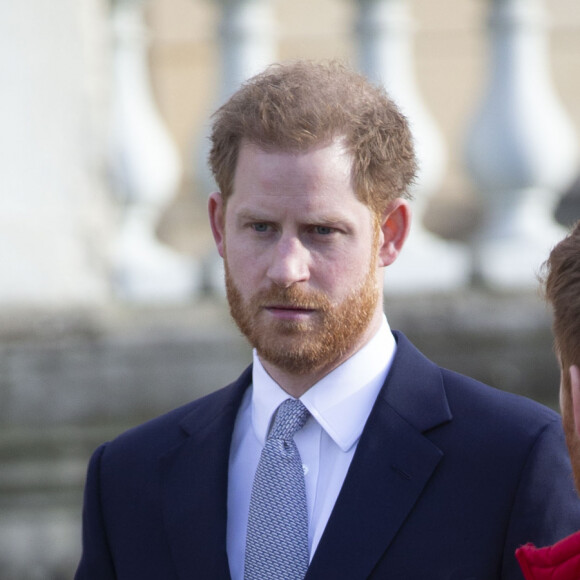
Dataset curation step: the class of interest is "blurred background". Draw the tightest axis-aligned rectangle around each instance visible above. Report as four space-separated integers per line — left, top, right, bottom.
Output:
1 0 580 577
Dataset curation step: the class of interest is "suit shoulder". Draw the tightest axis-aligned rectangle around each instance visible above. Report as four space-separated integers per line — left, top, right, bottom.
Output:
440 366 561 437
390 331 560 438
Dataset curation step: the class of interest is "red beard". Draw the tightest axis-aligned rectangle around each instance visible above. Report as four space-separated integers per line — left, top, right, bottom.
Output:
224 257 380 376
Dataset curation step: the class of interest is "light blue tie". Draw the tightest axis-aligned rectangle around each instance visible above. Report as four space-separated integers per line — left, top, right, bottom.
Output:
244 398 311 580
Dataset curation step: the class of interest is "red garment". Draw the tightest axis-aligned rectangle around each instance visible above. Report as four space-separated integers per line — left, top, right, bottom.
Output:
516 530 580 579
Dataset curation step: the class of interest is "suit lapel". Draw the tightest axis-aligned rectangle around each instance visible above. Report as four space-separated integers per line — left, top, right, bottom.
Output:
159 367 252 580
306 332 452 579
157 332 450 579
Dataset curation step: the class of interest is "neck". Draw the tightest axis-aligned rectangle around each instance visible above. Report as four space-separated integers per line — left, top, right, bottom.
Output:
259 361 335 399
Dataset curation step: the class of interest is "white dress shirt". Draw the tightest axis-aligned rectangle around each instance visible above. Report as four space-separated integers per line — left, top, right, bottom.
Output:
226 317 397 579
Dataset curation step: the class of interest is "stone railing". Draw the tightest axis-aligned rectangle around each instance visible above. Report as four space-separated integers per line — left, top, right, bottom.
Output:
2 0 578 309
105 0 580 298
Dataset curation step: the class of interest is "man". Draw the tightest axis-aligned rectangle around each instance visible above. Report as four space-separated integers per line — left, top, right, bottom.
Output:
76 61 580 580
516 221 580 578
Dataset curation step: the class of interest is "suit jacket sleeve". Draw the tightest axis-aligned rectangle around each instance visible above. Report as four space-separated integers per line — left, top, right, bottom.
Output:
75 443 117 580
503 415 580 579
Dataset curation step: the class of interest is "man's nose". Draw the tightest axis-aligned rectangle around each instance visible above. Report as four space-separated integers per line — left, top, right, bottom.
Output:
266 237 310 287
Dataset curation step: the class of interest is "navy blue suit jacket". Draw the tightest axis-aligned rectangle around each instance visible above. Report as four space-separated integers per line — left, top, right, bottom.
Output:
75 332 580 579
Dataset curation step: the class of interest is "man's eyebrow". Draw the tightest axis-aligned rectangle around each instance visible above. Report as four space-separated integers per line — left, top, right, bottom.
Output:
306 214 351 225
234 209 273 222
233 208 355 227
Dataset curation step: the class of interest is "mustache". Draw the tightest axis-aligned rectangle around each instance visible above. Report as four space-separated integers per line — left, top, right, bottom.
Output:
254 285 331 309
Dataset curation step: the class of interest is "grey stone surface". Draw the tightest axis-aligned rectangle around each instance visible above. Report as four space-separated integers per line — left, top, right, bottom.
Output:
0 301 252 428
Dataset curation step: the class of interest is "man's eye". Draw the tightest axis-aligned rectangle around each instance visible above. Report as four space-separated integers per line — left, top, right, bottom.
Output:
252 223 269 232
315 226 334 235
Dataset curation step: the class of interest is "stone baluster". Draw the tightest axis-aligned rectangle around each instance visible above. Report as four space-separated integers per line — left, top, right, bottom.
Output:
198 0 277 293
0 0 111 307
110 0 199 302
356 0 470 294
218 0 277 101
464 0 578 289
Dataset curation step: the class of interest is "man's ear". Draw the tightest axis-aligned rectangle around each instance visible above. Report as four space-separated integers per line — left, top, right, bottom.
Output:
377 199 412 268
208 192 225 258
570 365 580 439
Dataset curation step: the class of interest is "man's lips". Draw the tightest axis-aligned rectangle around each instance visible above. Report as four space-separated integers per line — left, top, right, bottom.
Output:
265 304 316 311
263 305 316 319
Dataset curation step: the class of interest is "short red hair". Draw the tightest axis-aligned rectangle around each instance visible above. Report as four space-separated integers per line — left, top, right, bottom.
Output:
208 60 417 217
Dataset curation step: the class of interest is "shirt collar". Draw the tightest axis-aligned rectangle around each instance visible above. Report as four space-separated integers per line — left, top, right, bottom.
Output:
250 316 396 451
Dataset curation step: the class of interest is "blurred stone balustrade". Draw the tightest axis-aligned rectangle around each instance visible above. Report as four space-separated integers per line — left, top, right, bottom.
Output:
1 0 580 577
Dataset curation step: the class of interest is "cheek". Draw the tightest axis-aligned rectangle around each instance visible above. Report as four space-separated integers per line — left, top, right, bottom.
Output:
315 254 373 294
560 380 575 433
225 246 266 288
561 381 569 419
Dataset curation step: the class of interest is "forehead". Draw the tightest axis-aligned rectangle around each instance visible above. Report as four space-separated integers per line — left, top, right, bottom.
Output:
230 140 360 209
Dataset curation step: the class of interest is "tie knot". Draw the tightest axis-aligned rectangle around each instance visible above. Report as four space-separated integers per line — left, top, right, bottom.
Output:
269 399 310 441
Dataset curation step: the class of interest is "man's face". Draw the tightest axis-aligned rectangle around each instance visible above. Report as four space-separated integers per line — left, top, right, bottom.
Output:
214 140 385 378
561 367 580 492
